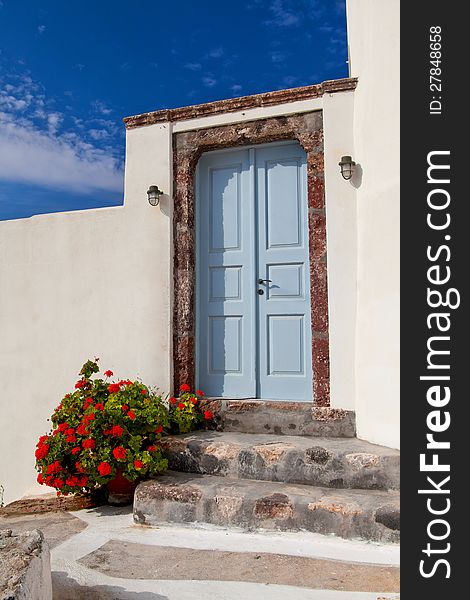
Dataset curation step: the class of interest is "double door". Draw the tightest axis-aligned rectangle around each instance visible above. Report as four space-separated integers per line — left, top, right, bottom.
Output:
196 142 312 401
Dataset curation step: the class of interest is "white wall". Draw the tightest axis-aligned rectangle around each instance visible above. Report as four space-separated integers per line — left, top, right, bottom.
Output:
0 93 359 503
323 91 357 410
346 0 400 448
0 123 173 504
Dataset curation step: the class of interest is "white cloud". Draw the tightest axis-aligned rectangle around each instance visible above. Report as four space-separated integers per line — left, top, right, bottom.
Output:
0 112 122 194
184 62 202 71
265 0 300 27
47 112 62 134
92 100 112 115
88 128 110 141
270 51 285 63
0 93 28 111
282 75 298 86
264 0 325 28
231 84 242 93
202 75 217 88
0 73 122 195
208 47 224 59
37 25 46 35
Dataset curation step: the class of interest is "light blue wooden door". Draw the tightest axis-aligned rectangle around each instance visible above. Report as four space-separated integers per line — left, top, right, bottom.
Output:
196 149 256 397
255 144 312 400
196 142 312 400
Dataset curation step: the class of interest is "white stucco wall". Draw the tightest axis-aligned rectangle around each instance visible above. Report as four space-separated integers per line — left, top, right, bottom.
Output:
0 93 359 503
0 123 173 504
346 0 400 448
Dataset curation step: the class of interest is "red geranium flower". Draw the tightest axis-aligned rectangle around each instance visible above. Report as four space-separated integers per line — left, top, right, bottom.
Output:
58 422 69 432
196 390 204 396
169 397 177 405
121 404 129 411
104 370 113 377
78 475 88 487
204 410 214 421
82 439 95 449
190 397 197 404
66 434 76 444
76 424 88 436
147 446 157 452
177 402 185 410
37 473 44 485
127 410 136 420
75 379 86 389
84 397 93 408
108 383 121 394
155 425 163 434
35 445 49 460
113 446 127 460
180 383 190 392
46 461 61 474
66 476 78 487
53 478 64 488
95 403 104 411
72 446 81 455
134 460 144 469
98 462 111 476
111 425 124 437
83 413 95 424
141 389 147 395
76 461 85 473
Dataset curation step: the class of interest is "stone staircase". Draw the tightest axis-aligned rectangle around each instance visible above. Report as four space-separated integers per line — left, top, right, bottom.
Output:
133 403 400 543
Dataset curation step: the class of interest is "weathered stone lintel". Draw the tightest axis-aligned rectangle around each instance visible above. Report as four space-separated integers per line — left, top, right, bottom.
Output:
124 78 358 129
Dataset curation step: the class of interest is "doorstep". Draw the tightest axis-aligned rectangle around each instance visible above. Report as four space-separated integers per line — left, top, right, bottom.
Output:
199 398 356 437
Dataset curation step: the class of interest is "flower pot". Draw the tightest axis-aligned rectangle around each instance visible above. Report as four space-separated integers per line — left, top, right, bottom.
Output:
106 470 138 505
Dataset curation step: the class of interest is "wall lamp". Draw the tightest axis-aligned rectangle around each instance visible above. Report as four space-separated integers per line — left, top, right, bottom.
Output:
338 155 356 180
147 185 163 206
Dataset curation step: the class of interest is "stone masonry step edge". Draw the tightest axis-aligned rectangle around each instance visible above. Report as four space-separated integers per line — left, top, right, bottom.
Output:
133 472 400 544
160 431 400 491
200 400 356 437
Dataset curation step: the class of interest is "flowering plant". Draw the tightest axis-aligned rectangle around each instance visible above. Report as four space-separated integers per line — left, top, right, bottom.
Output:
168 383 214 434
34 359 170 497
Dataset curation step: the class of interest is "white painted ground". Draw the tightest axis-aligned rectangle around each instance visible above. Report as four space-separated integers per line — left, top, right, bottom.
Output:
49 507 399 599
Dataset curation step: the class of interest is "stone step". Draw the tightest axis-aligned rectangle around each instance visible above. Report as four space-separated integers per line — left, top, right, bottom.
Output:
160 431 400 491
134 472 400 543
201 399 356 437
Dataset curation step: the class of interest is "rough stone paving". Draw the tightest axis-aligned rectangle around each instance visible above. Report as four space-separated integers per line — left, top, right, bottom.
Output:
0 507 399 598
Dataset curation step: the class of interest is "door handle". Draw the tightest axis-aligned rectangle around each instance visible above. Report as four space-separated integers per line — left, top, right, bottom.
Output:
258 278 272 285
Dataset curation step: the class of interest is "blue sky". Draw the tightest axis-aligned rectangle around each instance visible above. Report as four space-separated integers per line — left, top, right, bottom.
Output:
0 0 347 221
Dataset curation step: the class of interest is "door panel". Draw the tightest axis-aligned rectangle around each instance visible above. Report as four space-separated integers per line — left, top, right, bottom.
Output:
197 150 256 397
196 142 312 401
256 144 312 400
266 159 302 248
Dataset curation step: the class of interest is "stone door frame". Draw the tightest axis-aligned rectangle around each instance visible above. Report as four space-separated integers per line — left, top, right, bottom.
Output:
172 111 330 406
